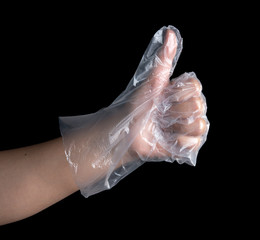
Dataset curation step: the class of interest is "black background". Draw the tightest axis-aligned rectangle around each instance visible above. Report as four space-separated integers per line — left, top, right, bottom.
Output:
0 4 254 238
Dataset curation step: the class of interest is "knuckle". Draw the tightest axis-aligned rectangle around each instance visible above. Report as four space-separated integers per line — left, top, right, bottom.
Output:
189 78 202 92
177 135 200 150
193 118 207 136
193 97 203 111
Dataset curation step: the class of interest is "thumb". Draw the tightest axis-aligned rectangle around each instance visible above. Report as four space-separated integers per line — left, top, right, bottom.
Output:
133 25 182 91
149 28 178 90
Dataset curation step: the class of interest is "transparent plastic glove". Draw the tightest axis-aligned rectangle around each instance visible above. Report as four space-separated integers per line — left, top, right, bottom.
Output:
59 25 209 197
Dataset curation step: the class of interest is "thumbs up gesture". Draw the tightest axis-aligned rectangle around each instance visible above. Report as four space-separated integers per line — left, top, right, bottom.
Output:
60 26 209 197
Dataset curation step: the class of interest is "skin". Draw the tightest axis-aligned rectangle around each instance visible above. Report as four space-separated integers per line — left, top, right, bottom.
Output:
0 29 207 225
0 138 78 225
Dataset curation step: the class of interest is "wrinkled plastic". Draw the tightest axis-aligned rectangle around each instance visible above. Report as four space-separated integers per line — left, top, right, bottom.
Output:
59 25 209 198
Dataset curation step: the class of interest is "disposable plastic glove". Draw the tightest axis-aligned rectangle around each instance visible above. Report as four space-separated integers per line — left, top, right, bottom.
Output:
59 25 209 197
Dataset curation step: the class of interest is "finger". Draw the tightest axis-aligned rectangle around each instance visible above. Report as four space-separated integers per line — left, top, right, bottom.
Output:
171 118 207 136
173 135 201 166
177 135 201 150
148 29 178 90
166 96 205 123
133 26 181 90
155 135 201 158
169 76 202 102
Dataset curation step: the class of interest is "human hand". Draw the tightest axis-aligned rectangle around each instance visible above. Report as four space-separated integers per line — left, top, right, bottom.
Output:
59 26 209 197
129 29 208 164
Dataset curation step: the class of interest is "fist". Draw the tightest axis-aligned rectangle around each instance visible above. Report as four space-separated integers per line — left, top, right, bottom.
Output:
130 28 209 165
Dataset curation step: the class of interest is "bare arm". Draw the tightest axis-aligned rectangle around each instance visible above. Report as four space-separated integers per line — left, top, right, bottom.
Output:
0 138 78 225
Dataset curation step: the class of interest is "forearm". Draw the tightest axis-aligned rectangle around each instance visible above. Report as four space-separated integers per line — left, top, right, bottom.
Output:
0 138 78 225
